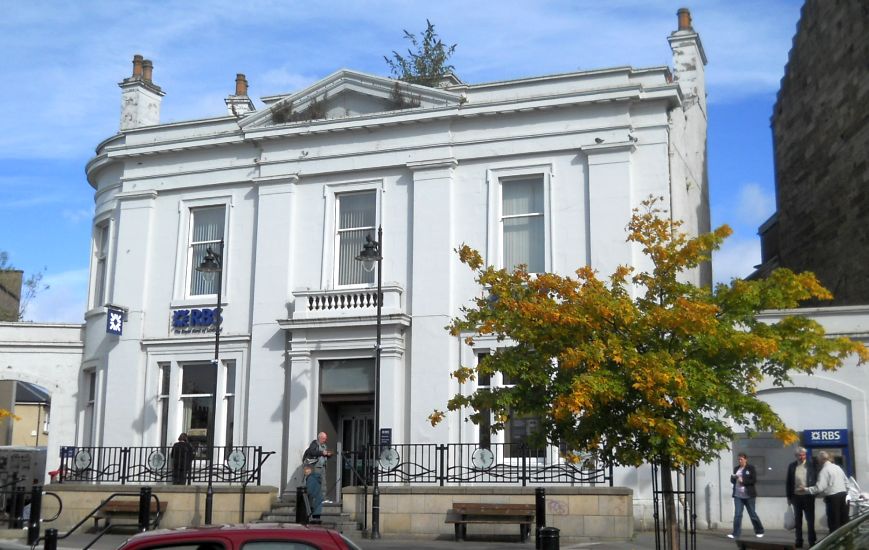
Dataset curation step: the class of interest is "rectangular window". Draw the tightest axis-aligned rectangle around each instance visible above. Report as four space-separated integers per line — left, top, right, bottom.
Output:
505 414 545 458
181 363 216 457
84 371 96 445
224 361 235 448
476 353 491 449
188 206 225 296
158 363 170 448
92 222 110 307
336 191 376 285
501 176 544 273
320 359 374 395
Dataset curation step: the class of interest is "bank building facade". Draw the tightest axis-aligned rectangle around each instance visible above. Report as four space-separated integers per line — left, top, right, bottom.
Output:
7 10 864 533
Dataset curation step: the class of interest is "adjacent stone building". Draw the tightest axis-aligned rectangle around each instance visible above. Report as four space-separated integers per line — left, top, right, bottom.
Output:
0 269 23 322
754 0 869 305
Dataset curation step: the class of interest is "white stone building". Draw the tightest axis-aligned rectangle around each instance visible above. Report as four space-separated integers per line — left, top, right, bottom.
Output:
0 9 862 534
80 12 712 509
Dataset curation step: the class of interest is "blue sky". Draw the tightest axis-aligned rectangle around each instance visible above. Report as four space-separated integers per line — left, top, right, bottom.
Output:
0 0 802 322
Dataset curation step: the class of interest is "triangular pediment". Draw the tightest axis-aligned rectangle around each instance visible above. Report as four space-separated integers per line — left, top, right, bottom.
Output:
241 69 463 129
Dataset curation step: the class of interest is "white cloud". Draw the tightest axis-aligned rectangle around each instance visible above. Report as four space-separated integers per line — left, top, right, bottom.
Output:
735 182 776 226
712 237 761 284
0 0 802 160
22 269 89 324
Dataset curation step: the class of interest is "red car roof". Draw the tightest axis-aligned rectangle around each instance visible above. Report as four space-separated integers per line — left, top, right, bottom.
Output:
117 523 356 550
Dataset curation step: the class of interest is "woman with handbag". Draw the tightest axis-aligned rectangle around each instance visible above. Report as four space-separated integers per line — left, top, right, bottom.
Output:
728 452 766 539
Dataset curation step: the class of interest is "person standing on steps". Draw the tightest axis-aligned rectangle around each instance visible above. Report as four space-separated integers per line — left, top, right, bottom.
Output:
302 432 333 520
786 447 818 548
728 452 765 539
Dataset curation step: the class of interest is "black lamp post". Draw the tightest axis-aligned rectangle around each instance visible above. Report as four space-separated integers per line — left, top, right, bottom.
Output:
355 226 382 539
195 239 223 525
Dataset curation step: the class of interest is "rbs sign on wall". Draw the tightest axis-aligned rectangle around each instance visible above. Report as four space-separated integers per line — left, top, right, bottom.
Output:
172 308 221 333
803 429 847 446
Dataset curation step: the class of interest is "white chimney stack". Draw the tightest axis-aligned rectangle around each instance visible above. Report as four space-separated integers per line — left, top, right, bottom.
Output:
119 54 164 131
225 73 255 117
668 8 707 114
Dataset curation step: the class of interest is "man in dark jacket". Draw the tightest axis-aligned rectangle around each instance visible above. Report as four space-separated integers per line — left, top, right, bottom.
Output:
728 452 765 539
786 447 817 548
171 433 194 485
302 432 333 520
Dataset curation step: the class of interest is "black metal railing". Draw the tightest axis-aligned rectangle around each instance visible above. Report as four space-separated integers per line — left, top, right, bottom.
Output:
58 445 270 485
347 442 612 487
652 464 696 550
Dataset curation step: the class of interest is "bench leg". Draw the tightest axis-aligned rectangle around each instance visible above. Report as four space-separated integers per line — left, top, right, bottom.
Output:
454 523 461 541
520 524 528 542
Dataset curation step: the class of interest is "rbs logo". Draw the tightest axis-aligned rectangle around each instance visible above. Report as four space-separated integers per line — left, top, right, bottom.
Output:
808 430 842 443
172 308 221 329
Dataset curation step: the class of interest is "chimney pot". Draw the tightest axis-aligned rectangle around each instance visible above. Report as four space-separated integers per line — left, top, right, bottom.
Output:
677 8 693 31
235 73 248 96
132 54 144 78
142 59 154 82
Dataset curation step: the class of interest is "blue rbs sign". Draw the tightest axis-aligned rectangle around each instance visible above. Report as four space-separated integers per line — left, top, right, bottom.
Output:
803 428 847 446
172 308 221 332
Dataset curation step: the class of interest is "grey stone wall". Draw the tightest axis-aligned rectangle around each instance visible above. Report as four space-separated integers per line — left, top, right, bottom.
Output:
769 0 869 305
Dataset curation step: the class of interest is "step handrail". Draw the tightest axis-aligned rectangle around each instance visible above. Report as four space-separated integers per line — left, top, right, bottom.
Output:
31 490 163 550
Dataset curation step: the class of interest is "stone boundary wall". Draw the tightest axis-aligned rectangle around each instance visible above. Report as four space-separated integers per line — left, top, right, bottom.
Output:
42 484 277 530
342 485 633 542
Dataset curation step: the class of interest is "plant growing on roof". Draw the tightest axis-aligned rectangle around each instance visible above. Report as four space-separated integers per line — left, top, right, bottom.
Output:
384 20 456 88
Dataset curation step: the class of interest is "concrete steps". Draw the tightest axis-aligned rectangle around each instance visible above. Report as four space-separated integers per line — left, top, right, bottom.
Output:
259 501 359 534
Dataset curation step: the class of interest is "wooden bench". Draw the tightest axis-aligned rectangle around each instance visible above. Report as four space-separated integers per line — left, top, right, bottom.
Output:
445 502 535 542
735 538 796 550
93 499 167 529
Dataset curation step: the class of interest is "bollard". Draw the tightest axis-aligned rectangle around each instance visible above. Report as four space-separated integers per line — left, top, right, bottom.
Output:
540 526 560 550
44 528 58 550
27 485 42 546
535 487 546 549
295 487 308 525
138 487 152 531
11 486 25 529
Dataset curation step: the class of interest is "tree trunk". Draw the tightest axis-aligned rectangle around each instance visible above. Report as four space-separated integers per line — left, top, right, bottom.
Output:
660 461 680 550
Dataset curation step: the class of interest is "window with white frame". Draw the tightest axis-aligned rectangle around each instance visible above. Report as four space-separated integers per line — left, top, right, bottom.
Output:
158 363 170 448
336 191 376 285
501 369 545 458
84 371 96 445
501 176 545 273
181 362 216 458
224 361 235 448
92 222 110 308
476 353 492 449
188 206 225 296
472 353 544 458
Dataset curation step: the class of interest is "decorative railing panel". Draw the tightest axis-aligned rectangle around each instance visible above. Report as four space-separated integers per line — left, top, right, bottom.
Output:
58 446 272 486
292 284 403 320
345 442 611 487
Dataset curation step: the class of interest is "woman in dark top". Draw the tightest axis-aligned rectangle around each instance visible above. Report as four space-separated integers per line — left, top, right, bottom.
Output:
728 452 765 539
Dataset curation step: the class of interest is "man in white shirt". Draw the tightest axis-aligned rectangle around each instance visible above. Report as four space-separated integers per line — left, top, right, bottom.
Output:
801 451 849 533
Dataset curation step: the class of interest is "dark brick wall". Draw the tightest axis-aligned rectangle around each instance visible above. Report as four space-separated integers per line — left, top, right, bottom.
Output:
770 0 869 305
0 270 23 321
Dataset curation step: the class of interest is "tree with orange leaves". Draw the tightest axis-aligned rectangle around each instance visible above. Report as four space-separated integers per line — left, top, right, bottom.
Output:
432 196 867 549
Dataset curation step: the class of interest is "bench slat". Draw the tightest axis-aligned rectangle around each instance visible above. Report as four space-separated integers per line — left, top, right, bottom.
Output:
452 503 534 511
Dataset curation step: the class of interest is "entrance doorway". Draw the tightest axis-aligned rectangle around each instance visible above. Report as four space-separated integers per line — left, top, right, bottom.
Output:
338 403 374 488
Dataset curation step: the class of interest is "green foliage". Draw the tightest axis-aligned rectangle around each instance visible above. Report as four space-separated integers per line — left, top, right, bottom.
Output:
384 20 456 87
436 196 868 471
271 93 330 125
